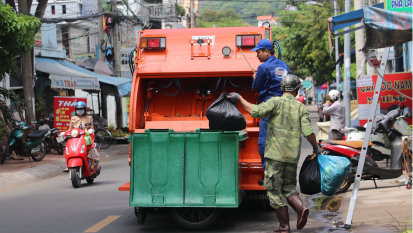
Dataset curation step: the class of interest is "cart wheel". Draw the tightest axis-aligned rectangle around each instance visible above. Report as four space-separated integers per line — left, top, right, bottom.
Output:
169 207 222 229
135 207 146 225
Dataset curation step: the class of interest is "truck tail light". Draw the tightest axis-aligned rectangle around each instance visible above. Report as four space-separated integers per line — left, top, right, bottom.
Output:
140 37 166 49
236 35 262 46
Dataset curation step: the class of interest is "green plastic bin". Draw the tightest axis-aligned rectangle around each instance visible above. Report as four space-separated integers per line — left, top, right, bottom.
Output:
130 129 247 208
130 129 185 207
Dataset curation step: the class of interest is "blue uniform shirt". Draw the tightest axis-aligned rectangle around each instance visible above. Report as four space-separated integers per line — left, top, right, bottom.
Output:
252 55 289 103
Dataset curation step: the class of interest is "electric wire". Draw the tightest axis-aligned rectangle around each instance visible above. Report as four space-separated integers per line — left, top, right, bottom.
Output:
175 79 196 92
229 78 249 88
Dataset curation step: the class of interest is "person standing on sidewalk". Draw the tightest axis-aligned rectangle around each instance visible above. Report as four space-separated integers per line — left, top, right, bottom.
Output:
250 39 289 178
227 75 322 232
323 90 345 140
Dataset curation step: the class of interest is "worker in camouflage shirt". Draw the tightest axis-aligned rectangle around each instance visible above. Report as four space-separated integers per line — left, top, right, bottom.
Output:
227 74 322 233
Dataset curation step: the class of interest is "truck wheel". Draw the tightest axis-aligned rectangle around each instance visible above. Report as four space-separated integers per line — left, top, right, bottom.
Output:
135 207 146 225
336 177 352 194
169 207 222 229
70 167 81 188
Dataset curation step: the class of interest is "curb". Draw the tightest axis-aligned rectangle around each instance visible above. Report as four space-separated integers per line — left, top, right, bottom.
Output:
0 159 67 192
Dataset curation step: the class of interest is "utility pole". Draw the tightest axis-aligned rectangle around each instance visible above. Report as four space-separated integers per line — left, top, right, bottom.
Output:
343 0 351 127
18 0 35 123
112 0 121 77
355 0 365 80
112 0 123 128
334 1 341 98
190 0 195 28
98 0 105 62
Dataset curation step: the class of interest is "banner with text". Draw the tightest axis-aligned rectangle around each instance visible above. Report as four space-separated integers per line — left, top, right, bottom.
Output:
54 97 87 132
357 72 412 126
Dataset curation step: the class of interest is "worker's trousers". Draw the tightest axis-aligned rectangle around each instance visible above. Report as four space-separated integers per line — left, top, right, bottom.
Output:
263 159 298 210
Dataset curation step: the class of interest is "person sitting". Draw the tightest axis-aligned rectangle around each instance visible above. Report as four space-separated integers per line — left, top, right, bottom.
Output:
62 101 100 172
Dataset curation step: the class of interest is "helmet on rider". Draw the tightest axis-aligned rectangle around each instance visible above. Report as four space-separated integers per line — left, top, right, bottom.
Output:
281 74 301 92
75 101 87 116
328 90 340 101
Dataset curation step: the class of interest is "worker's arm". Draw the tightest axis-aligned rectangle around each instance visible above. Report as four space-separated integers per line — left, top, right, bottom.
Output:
239 96 253 115
252 66 266 92
300 107 320 152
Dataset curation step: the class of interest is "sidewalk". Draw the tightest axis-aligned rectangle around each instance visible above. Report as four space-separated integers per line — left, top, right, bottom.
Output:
306 104 318 112
0 142 129 192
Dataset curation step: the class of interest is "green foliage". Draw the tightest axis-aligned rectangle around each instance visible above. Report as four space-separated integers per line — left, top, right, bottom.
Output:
0 3 41 81
176 4 185 17
201 1 287 26
272 2 355 85
198 9 247 28
35 95 48 119
331 63 357 80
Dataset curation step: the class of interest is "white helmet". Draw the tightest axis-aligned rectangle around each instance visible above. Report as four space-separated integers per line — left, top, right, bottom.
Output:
328 90 340 101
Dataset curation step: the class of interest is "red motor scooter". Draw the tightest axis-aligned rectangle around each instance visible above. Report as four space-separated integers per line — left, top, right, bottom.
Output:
64 124 101 188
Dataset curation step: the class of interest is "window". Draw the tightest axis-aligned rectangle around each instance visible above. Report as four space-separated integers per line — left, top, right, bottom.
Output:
51 5 55 15
62 5 66 14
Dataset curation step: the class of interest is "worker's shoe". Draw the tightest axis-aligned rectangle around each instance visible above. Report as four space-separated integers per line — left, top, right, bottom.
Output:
258 180 264 186
273 206 290 232
286 193 309 230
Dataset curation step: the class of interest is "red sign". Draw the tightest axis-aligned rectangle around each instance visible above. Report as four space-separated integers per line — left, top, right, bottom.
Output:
54 97 87 132
357 72 412 126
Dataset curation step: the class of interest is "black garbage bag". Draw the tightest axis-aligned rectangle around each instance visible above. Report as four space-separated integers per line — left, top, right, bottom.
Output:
206 93 246 131
299 154 321 195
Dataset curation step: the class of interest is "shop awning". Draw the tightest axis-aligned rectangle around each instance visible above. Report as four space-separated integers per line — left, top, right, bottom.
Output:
329 3 383 33
35 57 100 90
56 60 132 97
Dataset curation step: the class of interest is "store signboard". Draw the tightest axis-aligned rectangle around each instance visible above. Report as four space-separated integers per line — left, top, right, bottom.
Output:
385 0 412 13
50 76 100 90
54 97 87 131
357 72 412 126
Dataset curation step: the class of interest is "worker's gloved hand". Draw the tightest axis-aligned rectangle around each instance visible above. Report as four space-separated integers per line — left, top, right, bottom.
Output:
226 92 240 103
313 146 322 155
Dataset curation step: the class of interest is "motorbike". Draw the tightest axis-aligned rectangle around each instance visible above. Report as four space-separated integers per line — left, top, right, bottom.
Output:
34 118 64 155
320 106 412 193
340 114 410 162
0 119 50 164
64 123 101 188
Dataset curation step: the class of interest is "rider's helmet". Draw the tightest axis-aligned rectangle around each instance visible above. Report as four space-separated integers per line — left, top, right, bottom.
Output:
328 90 340 101
281 74 301 92
75 101 87 116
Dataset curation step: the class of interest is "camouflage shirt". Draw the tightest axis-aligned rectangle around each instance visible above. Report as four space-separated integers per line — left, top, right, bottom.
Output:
251 93 314 164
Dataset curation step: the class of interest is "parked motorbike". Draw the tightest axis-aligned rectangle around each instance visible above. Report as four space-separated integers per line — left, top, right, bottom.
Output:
320 106 412 193
0 119 50 164
340 114 410 161
64 123 101 188
34 118 64 155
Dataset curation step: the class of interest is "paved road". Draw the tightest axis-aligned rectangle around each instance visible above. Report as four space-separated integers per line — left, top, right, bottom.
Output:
3 111 408 233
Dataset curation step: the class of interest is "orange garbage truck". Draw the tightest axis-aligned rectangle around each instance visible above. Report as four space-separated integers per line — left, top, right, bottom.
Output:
119 26 274 229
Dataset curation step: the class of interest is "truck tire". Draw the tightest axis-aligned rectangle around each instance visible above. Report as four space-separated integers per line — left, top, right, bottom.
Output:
169 207 222 229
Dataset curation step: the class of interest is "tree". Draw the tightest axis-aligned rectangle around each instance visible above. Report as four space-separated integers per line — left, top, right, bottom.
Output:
0 3 39 125
273 2 355 85
5 0 48 20
0 3 41 81
198 9 248 28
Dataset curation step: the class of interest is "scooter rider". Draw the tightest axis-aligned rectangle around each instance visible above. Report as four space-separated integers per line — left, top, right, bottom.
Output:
62 101 100 172
250 39 290 179
323 90 345 140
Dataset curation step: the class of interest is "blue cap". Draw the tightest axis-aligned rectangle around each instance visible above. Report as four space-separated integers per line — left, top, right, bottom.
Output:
250 39 273 52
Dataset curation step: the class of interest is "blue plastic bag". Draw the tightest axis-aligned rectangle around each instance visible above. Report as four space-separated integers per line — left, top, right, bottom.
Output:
318 154 351 196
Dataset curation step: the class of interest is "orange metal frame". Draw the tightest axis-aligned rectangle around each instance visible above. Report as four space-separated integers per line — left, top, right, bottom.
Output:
123 26 273 192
